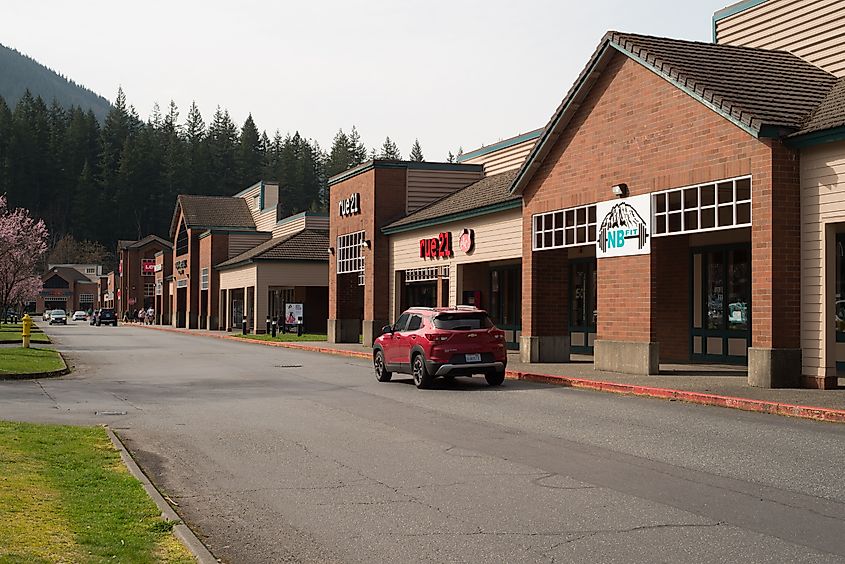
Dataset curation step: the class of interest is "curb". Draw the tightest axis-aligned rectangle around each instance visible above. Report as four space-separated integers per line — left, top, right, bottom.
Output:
135 324 845 424
104 427 217 564
0 350 70 381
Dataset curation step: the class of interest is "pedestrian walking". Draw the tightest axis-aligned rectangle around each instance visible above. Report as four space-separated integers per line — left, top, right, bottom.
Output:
146 306 154 325
138 308 145 324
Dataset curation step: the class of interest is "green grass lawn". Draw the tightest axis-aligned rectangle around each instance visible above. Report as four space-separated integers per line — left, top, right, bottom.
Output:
0 323 50 343
231 332 328 342
0 347 65 376
0 421 194 563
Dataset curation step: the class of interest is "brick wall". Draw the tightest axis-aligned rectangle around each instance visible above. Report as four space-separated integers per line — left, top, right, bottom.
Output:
520 52 796 352
653 235 690 360
522 247 568 337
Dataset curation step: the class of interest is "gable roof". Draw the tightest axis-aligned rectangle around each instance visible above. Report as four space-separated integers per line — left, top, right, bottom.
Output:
118 234 172 250
511 31 837 194
215 229 329 270
792 77 845 138
382 170 520 234
169 194 256 238
43 266 90 284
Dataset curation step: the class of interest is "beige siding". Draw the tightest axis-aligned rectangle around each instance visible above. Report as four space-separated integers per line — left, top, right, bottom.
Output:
219 265 257 291
800 140 845 378
461 137 537 176
405 169 484 214
388 208 522 321
272 215 329 239
716 0 845 77
255 262 328 289
228 232 272 259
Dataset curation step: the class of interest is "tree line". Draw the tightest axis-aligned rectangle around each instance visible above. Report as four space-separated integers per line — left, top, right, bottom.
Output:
0 87 434 262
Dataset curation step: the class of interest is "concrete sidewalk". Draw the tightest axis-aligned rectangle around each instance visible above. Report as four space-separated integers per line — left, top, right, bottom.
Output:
133 324 845 422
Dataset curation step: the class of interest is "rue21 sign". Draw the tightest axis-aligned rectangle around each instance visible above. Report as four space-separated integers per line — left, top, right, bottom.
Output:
595 194 651 258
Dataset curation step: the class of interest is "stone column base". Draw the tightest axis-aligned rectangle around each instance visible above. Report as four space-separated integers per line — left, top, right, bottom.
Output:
327 318 361 344
594 340 659 375
362 319 388 348
519 336 570 363
748 348 801 388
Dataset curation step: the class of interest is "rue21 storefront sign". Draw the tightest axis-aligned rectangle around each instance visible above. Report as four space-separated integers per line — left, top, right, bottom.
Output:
419 229 474 259
595 194 651 258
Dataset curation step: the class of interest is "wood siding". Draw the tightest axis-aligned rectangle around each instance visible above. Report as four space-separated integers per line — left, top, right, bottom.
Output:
800 140 845 378
387 208 522 321
227 232 272 259
405 169 483 215
716 0 845 77
461 137 537 176
272 215 329 239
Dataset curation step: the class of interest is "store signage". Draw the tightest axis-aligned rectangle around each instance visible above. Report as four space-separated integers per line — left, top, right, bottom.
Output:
285 303 304 325
458 229 474 254
142 259 155 276
154 263 163 273
338 193 361 217
175 259 188 274
419 232 452 259
595 194 651 258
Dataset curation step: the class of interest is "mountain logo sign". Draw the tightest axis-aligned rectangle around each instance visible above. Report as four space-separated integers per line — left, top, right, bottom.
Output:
596 194 651 258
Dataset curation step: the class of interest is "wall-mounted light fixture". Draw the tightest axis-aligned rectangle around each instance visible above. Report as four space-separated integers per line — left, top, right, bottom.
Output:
327 247 335 255
361 239 372 250
611 183 629 198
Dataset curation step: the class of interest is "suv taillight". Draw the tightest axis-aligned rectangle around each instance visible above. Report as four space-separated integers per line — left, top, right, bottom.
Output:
425 333 449 342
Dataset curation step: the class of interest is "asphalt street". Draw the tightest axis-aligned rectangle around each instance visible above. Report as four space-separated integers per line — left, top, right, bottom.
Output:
1 322 844 563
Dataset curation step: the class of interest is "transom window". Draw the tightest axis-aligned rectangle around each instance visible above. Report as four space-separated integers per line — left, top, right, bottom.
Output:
405 266 449 283
144 283 155 297
652 176 751 237
79 294 94 302
200 268 209 291
337 231 365 274
533 204 597 251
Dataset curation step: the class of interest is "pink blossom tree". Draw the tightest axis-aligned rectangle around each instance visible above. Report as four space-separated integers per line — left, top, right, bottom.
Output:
0 195 49 321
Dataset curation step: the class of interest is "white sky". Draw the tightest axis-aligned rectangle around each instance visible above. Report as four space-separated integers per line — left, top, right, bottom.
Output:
1 0 728 161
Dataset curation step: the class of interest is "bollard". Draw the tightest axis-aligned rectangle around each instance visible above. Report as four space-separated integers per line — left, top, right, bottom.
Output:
21 314 32 349
265 316 271 335
242 315 248 335
297 322 303 337
271 318 277 337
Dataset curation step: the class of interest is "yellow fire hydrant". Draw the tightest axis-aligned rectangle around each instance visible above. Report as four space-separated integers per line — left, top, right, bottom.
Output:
21 314 32 349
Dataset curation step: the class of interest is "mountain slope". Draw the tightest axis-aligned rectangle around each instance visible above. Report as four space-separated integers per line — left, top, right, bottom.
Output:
0 43 111 120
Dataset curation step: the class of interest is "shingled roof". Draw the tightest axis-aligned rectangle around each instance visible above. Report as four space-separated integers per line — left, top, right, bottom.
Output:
169 195 256 238
382 170 520 233
793 77 845 137
215 229 329 270
118 234 172 250
511 31 838 194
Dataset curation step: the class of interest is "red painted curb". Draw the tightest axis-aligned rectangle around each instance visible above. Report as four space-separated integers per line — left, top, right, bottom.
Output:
133 324 845 424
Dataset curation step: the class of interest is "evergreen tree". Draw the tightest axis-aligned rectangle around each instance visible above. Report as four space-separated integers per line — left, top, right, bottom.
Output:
183 101 208 194
237 114 264 186
348 125 367 164
378 136 402 160
0 97 11 196
206 106 239 195
326 129 351 178
409 139 424 162
446 151 455 163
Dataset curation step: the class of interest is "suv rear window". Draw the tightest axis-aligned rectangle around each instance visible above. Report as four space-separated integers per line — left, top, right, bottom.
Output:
432 313 493 330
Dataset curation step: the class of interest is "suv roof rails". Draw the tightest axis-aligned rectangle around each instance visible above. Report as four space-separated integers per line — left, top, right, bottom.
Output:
455 305 480 310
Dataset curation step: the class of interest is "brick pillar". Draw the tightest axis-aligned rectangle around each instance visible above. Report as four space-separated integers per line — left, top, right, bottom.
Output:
595 252 659 375
329 273 362 343
520 247 570 362
748 143 802 387
653 235 690 363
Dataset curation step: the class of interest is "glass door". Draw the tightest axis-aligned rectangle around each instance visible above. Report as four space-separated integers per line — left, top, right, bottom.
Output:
691 245 750 363
835 235 845 372
489 265 521 350
569 259 597 354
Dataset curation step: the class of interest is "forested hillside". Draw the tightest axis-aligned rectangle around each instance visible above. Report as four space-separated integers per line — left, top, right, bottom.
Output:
0 43 112 120
0 88 422 256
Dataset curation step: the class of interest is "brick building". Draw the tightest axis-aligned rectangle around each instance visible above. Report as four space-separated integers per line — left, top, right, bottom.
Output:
116 235 172 319
37 265 101 314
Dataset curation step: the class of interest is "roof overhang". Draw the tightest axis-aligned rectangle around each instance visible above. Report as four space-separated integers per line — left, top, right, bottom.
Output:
381 199 522 235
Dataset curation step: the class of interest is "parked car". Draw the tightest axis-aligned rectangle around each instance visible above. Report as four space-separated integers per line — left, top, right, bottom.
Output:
96 308 118 326
373 307 507 389
49 309 67 325
72 310 87 321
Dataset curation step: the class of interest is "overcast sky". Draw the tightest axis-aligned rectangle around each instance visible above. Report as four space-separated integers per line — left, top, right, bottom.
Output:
2 1 728 161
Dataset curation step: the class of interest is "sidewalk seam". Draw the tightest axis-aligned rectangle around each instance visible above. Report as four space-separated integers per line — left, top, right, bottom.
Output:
134 324 845 424
104 427 218 564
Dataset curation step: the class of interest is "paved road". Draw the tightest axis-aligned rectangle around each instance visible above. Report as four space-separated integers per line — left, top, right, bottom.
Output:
2 323 844 563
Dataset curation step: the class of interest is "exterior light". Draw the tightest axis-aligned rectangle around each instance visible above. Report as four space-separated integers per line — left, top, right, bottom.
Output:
361 239 371 250
611 183 628 197
327 247 335 255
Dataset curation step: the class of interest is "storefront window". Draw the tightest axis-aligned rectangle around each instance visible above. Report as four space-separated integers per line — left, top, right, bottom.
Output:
727 249 750 331
836 236 845 334
706 252 724 330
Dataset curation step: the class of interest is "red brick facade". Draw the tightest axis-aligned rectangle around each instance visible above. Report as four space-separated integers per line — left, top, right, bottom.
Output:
521 53 800 361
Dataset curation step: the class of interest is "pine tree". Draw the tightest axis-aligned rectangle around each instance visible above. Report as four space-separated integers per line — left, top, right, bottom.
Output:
348 126 368 164
206 106 239 195
183 101 208 194
409 139 424 162
326 129 351 178
378 136 402 160
446 151 455 163
237 113 264 186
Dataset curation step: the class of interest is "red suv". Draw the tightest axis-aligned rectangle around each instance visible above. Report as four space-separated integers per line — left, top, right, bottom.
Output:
373 307 507 389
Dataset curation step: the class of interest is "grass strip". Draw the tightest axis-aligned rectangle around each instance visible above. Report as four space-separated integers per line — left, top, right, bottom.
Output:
0 421 194 563
0 348 65 375
231 332 328 342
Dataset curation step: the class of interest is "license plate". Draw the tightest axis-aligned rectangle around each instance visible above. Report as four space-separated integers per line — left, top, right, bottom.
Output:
465 353 481 363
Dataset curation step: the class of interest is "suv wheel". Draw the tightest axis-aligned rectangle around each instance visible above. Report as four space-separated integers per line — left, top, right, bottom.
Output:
412 354 434 389
485 369 505 387
374 350 392 382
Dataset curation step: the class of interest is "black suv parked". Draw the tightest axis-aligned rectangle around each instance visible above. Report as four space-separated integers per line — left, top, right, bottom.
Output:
95 308 118 326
